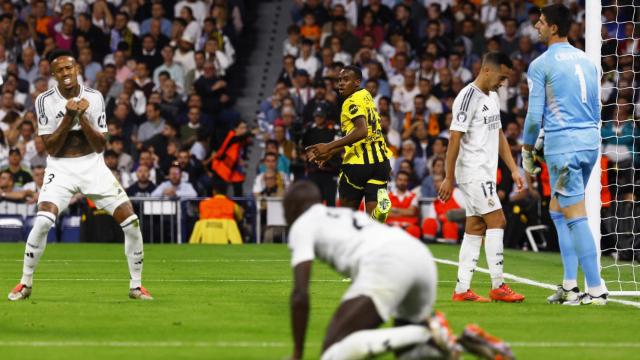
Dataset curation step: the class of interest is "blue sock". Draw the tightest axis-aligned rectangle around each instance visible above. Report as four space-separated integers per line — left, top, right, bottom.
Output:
566 217 601 288
550 211 578 283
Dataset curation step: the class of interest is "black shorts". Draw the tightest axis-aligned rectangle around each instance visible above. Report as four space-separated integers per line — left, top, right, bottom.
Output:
338 161 391 203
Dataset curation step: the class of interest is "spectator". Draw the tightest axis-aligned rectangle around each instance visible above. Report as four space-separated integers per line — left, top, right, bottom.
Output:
141 1 172 37
153 45 185 89
421 156 445 199
176 148 207 195
260 139 291 176
137 103 166 145
151 163 197 198
194 61 228 115
22 165 44 204
0 169 32 202
2 148 32 188
29 136 47 169
484 1 511 38
354 10 384 49
211 120 250 197
180 106 204 147
295 39 320 77
392 68 420 116
284 24 301 57
302 105 339 206
300 12 321 43
126 164 157 197
253 152 290 198
109 135 134 173
136 34 163 73
387 170 420 238
191 180 244 244
393 140 427 180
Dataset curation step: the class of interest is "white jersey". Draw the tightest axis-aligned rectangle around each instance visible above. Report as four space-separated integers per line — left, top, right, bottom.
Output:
35 84 107 136
288 204 417 275
450 83 501 184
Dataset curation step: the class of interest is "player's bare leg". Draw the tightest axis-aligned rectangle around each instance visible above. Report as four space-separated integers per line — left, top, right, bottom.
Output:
453 216 490 302
113 202 152 300
8 202 58 301
482 209 524 302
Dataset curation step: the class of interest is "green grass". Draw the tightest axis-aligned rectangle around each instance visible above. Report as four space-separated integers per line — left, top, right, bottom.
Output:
0 243 638 360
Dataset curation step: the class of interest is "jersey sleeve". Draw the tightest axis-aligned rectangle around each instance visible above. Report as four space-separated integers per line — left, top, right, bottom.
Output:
342 94 367 122
288 212 317 267
36 93 55 136
450 87 477 133
92 91 108 133
523 59 546 146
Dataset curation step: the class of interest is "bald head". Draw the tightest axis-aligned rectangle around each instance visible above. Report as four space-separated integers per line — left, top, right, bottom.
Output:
283 181 322 225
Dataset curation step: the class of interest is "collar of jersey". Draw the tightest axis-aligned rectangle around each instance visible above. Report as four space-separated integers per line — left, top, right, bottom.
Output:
54 83 85 100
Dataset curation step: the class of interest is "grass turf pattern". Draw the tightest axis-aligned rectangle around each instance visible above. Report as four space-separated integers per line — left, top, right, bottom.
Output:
0 243 638 359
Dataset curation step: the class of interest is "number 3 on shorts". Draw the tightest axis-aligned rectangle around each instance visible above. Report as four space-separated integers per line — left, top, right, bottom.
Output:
45 173 55 184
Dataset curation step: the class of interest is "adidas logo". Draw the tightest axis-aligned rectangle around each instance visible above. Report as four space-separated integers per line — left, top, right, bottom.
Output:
55 111 64 119
482 105 489 112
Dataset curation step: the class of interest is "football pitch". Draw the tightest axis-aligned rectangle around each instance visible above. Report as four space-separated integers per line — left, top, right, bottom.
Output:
0 243 638 360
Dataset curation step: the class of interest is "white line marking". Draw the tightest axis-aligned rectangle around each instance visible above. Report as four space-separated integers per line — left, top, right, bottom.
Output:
433 258 640 309
0 259 289 263
0 278 457 283
0 340 638 349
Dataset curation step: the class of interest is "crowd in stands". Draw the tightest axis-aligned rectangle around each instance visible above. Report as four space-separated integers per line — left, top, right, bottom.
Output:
253 0 606 247
0 0 249 213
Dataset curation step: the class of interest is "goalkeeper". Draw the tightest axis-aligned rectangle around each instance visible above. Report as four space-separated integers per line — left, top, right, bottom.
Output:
522 4 607 305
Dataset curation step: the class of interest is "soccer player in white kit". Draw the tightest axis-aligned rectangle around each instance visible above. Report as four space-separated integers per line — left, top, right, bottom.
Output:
285 181 515 360
8 49 152 301
439 52 525 303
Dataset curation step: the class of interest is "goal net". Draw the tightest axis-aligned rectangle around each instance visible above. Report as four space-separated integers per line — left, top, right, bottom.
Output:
596 0 640 296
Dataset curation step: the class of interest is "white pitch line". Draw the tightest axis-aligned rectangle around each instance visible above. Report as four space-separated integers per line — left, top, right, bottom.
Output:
0 278 457 283
0 340 638 349
433 258 640 309
0 259 289 263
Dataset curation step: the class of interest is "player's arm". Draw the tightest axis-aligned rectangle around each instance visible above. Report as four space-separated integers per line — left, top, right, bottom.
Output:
439 130 462 202
522 61 546 174
290 260 312 360
498 129 523 191
306 116 367 162
76 98 107 153
40 99 81 155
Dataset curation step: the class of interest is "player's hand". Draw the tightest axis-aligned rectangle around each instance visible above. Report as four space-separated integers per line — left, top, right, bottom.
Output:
533 128 545 163
76 98 90 115
65 99 79 116
306 143 331 162
512 170 524 192
438 177 455 202
522 148 541 175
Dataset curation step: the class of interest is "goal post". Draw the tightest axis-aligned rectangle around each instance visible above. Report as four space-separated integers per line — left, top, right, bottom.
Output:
586 0 640 297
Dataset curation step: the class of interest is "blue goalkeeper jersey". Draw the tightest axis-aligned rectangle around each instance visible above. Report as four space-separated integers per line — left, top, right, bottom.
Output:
523 42 600 155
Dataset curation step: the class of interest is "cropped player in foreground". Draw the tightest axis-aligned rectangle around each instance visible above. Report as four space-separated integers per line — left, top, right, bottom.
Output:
285 181 515 360
522 4 607 305
439 52 525 303
8 49 152 301
306 65 393 223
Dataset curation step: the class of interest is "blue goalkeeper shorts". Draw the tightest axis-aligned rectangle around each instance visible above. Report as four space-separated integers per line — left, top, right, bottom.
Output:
545 149 598 208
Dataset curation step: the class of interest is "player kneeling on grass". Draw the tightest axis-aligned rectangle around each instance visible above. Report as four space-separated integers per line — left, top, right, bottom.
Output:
439 52 525 303
8 49 152 301
284 181 514 360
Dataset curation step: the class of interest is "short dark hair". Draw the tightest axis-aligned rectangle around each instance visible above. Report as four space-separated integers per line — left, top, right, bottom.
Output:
541 4 572 37
396 170 411 179
342 65 362 81
264 152 278 161
482 51 513 69
265 139 278 149
47 49 75 64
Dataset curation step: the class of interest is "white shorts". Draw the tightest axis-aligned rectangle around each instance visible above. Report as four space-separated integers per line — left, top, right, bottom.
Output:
458 181 502 217
39 153 129 214
342 231 437 323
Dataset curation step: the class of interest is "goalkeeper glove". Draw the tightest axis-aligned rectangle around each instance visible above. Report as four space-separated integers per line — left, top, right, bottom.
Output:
522 148 541 175
532 128 545 162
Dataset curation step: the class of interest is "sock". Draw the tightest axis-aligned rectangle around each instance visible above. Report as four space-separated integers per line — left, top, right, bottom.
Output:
485 228 504 289
566 217 603 295
550 211 578 287
121 215 144 289
455 233 483 294
21 211 56 286
321 325 430 360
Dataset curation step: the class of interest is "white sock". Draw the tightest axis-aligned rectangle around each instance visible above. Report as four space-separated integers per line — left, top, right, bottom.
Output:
121 215 144 289
562 279 578 291
588 284 607 297
21 212 56 286
455 233 483 294
321 325 430 360
485 228 504 289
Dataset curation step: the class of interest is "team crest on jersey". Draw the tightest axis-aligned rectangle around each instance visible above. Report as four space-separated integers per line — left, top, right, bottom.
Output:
456 111 467 123
349 104 358 114
488 198 495 207
38 114 48 126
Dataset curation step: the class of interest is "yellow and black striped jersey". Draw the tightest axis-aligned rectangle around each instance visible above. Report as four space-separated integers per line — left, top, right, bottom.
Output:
340 89 393 165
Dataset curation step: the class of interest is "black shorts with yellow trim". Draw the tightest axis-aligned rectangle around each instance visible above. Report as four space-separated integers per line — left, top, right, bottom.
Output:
338 160 391 203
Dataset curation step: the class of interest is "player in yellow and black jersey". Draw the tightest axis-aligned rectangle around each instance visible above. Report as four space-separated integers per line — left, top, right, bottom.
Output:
306 65 393 222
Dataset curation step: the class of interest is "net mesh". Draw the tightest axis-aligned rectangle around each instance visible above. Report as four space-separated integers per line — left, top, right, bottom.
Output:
600 2 640 293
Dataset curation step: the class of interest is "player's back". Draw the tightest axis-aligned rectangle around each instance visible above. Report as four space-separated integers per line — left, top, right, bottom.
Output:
528 43 600 155
288 204 425 276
